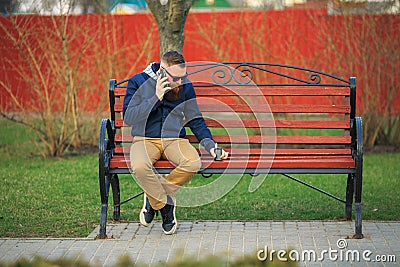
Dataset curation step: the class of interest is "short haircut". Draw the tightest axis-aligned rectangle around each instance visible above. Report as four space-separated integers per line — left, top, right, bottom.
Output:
161 50 186 67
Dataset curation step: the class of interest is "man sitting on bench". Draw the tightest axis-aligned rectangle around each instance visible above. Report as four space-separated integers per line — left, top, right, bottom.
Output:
123 50 228 235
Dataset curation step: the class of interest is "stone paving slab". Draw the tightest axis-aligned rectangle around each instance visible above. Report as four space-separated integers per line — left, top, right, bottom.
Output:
0 221 399 267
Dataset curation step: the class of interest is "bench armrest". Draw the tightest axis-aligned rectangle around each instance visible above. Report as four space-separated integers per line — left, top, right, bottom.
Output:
99 118 115 175
352 117 363 160
99 118 115 152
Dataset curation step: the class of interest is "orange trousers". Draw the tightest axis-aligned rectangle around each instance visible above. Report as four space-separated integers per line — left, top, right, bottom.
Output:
130 137 201 210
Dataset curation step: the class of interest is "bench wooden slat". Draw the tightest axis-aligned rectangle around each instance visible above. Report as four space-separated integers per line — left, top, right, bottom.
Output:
196 96 346 106
114 134 353 145
113 103 350 114
198 104 350 113
187 135 352 144
109 155 355 169
273 148 351 155
114 118 350 129
114 87 350 96
111 155 353 160
196 87 351 96
201 119 349 128
114 134 351 144
113 147 352 156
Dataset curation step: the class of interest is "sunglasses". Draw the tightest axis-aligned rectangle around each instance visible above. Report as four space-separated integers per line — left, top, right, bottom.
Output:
162 67 188 82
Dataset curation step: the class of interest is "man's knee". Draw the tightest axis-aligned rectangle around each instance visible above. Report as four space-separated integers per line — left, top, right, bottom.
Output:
131 159 153 176
180 157 202 173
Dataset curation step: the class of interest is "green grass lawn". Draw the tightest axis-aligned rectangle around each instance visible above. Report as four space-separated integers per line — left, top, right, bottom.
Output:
1 119 399 238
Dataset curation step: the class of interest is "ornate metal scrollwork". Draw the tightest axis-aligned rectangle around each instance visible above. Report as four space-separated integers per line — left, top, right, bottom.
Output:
187 62 349 86
211 65 234 84
233 64 253 85
309 73 321 84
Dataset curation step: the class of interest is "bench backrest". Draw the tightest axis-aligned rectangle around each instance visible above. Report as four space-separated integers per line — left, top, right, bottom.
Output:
109 62 356 162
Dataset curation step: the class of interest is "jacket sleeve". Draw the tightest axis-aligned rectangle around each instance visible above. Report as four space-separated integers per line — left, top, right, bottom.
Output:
184 84 216 153
123 75 161 126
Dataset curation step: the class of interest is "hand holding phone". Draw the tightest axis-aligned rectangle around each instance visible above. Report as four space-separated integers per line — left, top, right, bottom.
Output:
156 69 171 100
211 143 229 161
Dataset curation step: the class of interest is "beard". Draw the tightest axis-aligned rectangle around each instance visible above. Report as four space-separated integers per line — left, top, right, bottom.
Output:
164 85 183 102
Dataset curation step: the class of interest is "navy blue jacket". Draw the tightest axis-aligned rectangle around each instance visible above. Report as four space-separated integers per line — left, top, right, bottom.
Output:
123 63 215 153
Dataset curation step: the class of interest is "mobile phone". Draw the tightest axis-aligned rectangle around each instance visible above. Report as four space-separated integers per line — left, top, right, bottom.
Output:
159 69 166 79
159 69 170 88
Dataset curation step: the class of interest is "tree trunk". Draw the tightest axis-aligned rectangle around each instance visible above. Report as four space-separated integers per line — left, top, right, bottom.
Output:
145 0 193 57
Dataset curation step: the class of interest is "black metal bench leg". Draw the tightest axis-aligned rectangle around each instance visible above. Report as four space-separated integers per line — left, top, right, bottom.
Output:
99 167 111 238
353 160 363 239
98 118 114 239
345 174 354 220
353 116 364 239
111 174 121 221
99 203 108 239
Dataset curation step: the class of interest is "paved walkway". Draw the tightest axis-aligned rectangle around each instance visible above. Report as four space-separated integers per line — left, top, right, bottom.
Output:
0 221 399 267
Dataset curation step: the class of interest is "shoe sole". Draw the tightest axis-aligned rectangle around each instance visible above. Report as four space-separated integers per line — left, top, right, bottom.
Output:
162 197 177 235
139 193 150 227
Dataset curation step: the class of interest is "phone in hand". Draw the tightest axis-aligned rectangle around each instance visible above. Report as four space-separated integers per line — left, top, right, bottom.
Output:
159 69 166 78
214 147 223 161
159 69 170 89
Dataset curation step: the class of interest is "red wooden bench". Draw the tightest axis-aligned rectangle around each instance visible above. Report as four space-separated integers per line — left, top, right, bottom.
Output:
98 62 363 239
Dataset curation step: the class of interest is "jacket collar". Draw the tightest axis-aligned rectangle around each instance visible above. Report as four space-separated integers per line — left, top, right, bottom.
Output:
143 62 160 80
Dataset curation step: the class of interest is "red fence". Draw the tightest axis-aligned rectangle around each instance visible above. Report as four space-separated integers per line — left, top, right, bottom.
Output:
1 9 399 113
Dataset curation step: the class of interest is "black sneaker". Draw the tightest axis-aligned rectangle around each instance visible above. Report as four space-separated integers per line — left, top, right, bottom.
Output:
140 193 156 227
160 195 177 235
